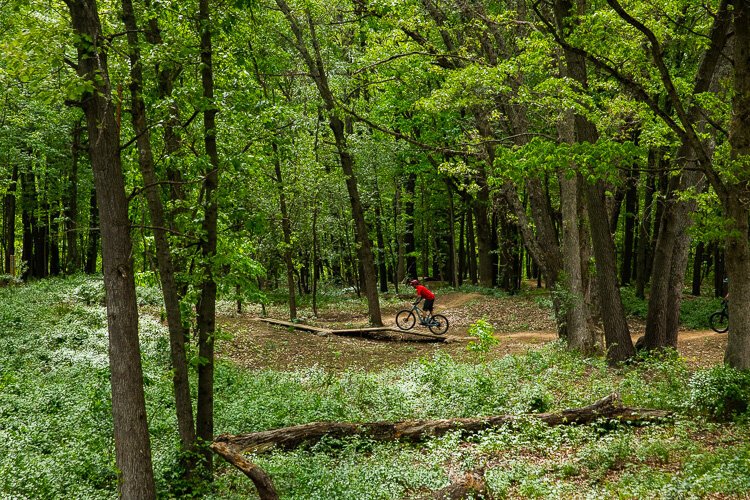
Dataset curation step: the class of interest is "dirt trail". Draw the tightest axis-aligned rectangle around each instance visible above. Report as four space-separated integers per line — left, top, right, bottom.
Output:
437 292 483 309
218 292 729 372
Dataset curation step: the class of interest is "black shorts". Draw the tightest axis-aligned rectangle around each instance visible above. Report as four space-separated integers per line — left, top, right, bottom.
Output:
423 299 434 312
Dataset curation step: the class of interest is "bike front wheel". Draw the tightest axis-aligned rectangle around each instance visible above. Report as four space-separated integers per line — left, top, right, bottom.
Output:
396 310 416 330
709 311 729 333
428 314 449 335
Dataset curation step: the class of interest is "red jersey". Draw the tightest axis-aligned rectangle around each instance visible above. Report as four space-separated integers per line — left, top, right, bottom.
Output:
415 285 435 300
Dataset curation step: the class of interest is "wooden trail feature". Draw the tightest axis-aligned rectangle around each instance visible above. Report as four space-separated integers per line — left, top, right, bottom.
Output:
255 317 463 342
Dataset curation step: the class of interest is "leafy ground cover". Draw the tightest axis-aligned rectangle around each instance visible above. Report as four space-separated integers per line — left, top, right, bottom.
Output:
1 276 747 499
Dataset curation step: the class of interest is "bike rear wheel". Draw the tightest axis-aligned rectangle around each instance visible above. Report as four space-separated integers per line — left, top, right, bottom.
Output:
396 310 416 330
428 314 449 335
709 311 729 333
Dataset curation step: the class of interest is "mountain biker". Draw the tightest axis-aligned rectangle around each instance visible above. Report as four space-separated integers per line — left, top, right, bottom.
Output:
409 279 435 323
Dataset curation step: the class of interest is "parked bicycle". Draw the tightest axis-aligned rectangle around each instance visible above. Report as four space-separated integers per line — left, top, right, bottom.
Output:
395 303 449 335
709 298 729 333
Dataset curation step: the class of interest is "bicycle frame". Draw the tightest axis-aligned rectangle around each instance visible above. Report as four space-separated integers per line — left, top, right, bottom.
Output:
408 303 431 323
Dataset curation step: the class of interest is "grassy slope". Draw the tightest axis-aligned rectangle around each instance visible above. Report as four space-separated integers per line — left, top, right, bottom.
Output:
0 276 748 499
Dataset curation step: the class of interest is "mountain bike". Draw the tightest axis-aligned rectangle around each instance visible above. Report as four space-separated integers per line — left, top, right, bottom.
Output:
709 298 729 333
395 303 449 335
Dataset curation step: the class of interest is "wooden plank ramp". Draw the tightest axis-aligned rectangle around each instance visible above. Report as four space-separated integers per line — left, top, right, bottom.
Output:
255 318 333 336
255 318 464 342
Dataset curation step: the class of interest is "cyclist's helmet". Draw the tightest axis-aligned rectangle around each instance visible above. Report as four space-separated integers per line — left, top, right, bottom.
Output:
409 279 420 287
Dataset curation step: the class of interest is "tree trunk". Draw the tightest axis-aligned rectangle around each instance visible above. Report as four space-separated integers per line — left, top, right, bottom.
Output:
554 0 634 363
404 172 417 279
466 210 477 284
3 166 17 275
724 0 750 369
473 171 494 288
312 203 319 317
121 0 196 464
621 166 638 285
635 156 657 298
20 168 35 280
373 175 389 293
275 0 381 325
66 121 81 274
66 0 156 495
85 187 98 274
692 242 704 296
274 146 297 320
197 0 219 473
446 182 459 288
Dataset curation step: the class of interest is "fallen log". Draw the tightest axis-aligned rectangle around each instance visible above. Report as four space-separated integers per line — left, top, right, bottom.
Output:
214 393 670 454
210 442 279 500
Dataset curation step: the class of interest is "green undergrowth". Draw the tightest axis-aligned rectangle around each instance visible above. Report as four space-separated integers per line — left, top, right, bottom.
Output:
1 276 749 499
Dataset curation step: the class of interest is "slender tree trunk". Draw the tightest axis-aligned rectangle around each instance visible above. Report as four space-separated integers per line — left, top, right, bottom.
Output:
458 207 465 286
66 122 81 274
85 188 98 274
65 0 156 495
312 202 319 317
21 168 35 280
273 146 297 320
121 0 196 465
196 0 219 473
275 0 381 324
373 175 389 293
3 166 17 275
621 166 638 284
692 242 704 296
404 173 417 279
446 182 459 287
394 182 405 288
635 155 657 298
466 210 477 284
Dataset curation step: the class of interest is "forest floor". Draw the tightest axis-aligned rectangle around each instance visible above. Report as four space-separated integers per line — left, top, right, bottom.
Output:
218 289 727 372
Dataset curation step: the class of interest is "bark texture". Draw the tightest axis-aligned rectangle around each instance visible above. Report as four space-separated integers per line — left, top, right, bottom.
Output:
120 0 196 458
215 394 669 454
65 0 156 496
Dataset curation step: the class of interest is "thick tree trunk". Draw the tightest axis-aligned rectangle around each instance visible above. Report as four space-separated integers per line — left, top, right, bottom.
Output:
556 111 594 352
121 0 196 463
644 168 699 349
197 0 219 473
65 0 156 496
555 0 633 363
724 0 750 369
215 394 668 454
